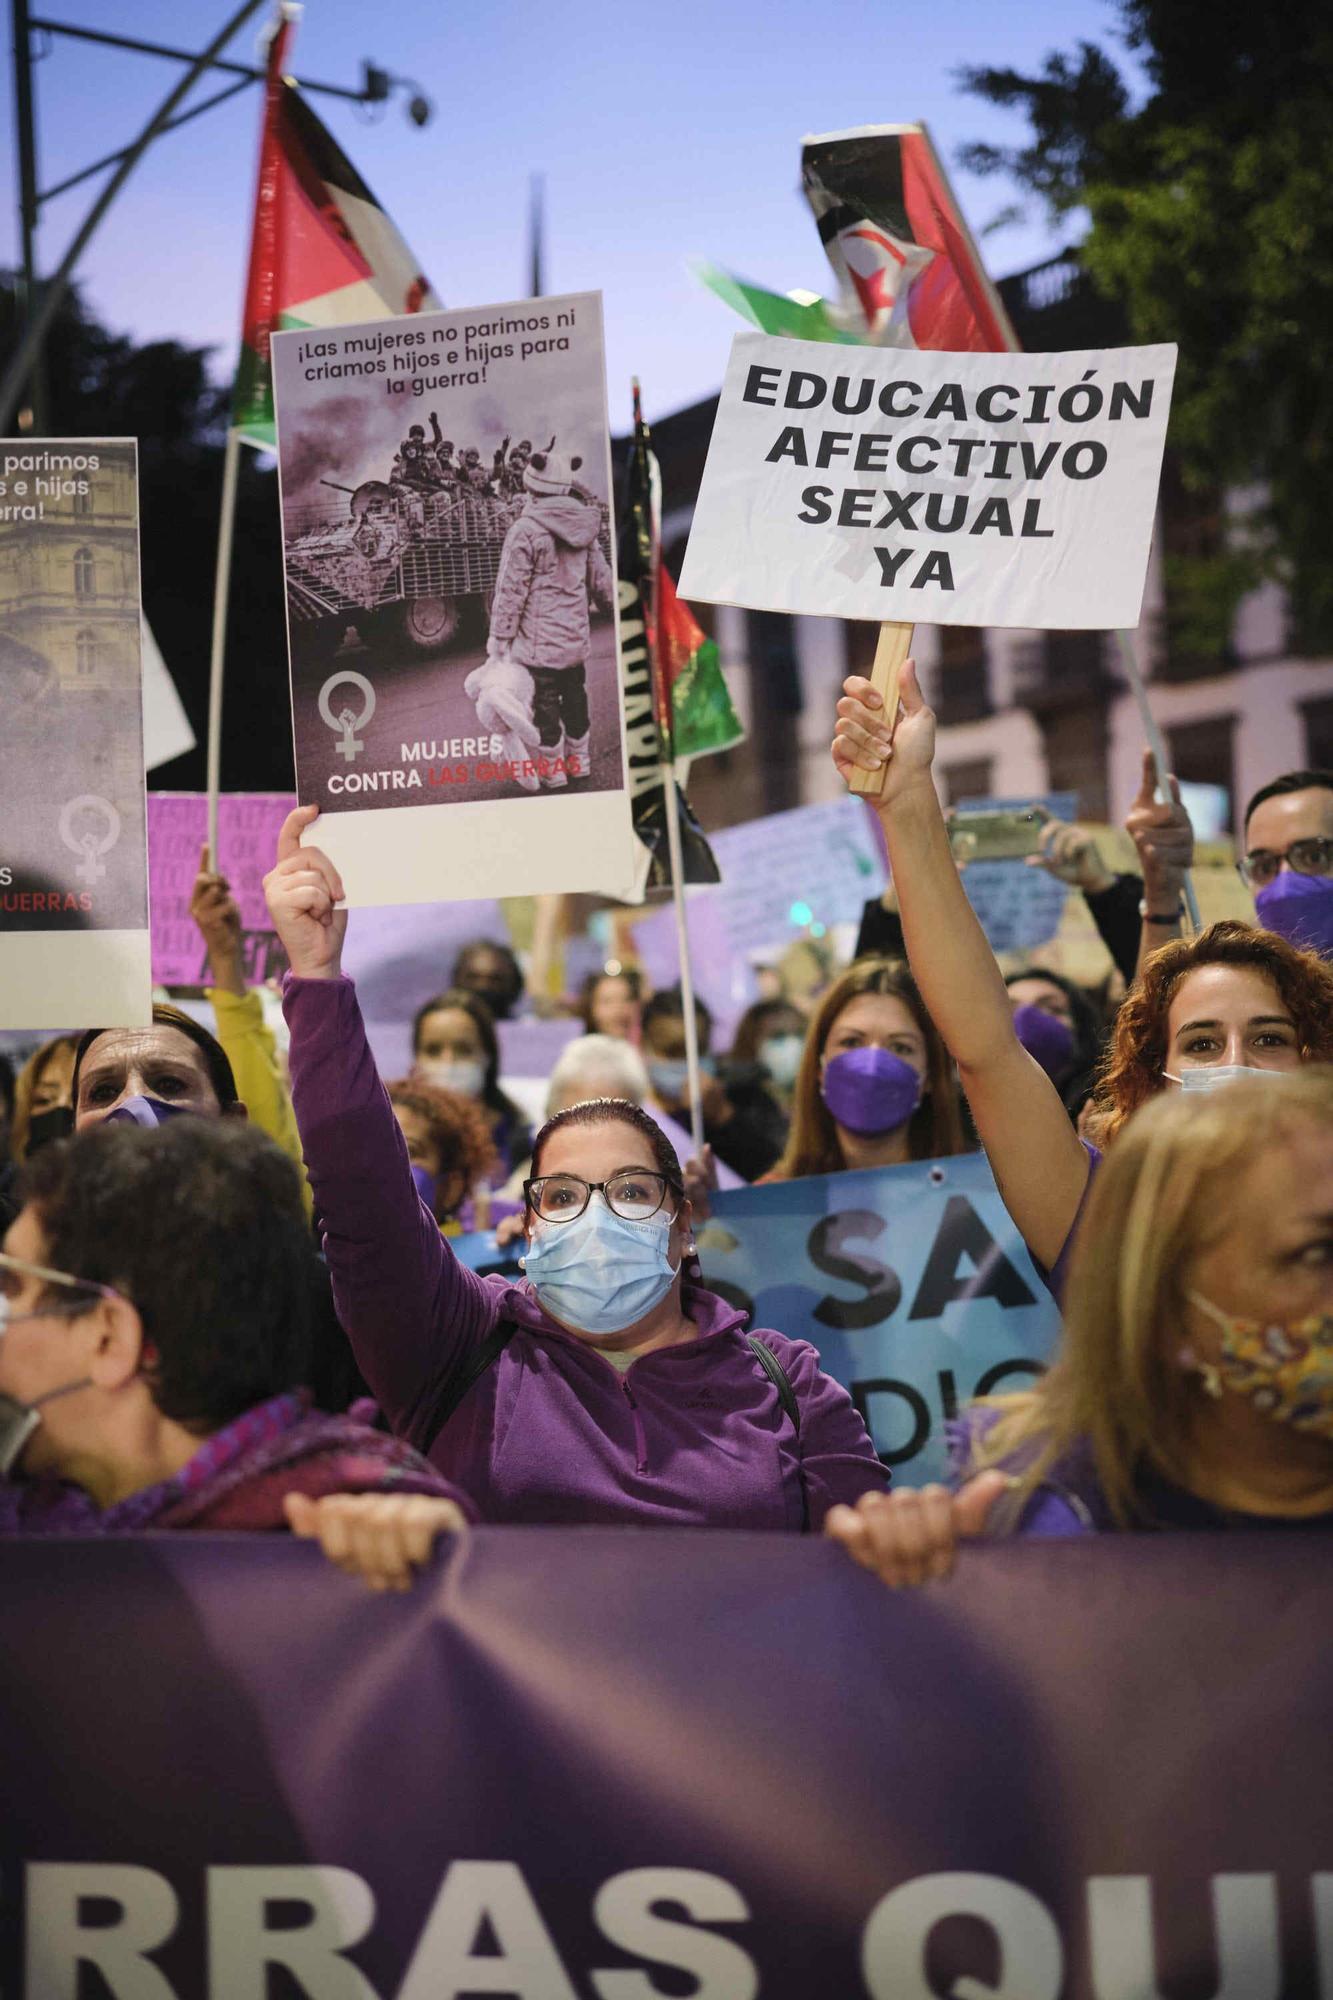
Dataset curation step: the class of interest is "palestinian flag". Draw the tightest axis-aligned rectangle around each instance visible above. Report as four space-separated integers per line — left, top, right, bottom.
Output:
232 11 440 448
691 260 861 347
801 124 1017 351
617 388 721 893
657 565 744 762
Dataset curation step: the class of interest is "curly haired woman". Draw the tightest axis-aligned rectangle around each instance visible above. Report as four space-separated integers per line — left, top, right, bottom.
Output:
832 663 1333 1289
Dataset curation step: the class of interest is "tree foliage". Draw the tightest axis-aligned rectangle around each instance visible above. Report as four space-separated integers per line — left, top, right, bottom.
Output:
960 1 1333 647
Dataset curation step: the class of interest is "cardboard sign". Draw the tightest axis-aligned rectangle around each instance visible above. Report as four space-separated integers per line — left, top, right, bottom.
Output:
700 1153 1061 1485
271 293 638 906
148 793 296 986
0 439 151 1027
678 338 1176 628
631 795 886 1026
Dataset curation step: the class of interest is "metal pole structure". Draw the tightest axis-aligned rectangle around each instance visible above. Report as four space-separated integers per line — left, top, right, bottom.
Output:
206 426 242 864
11 0 47 431
0 0 267 432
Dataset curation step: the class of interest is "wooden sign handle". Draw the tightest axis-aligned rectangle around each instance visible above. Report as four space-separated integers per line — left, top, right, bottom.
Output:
847 622 914 798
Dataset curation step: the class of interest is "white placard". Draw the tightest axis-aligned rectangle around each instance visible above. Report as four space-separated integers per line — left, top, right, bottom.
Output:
271 292 638 906
678 337 1177 630
0 438 152 1028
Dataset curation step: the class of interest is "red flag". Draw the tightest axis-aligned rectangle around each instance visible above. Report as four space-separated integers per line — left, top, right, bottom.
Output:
232 9 440 447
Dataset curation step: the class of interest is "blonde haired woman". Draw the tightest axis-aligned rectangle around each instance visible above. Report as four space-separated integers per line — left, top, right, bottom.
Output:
765 958 968 1182
826 1071 1333 1582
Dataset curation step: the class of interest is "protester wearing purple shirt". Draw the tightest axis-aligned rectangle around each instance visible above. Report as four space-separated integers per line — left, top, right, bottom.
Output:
268 808 888 1531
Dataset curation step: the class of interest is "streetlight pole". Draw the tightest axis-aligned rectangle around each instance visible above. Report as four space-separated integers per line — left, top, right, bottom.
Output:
11 0 46 429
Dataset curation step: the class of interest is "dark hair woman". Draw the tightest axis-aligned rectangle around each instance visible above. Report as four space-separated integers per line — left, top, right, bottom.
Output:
767 959 969 1182
411 987 532 1177
264 806 888 1532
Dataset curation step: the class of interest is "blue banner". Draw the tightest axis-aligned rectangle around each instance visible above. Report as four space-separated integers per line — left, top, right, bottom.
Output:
700 1155 1062 1484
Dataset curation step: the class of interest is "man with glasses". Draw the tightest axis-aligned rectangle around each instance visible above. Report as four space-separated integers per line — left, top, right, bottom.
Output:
1240 770 1333 957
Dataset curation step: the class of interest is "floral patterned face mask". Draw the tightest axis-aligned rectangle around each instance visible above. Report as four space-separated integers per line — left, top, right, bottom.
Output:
1183 1290 1333 1437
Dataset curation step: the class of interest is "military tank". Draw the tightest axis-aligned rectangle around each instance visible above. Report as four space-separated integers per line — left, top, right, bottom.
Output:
282 478 523 662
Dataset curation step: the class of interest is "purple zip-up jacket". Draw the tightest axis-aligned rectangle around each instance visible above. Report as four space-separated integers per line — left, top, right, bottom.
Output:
286 975 888 1529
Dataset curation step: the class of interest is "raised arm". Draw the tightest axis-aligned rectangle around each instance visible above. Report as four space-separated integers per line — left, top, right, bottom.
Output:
264 808 501 1444
833 668 1089 1271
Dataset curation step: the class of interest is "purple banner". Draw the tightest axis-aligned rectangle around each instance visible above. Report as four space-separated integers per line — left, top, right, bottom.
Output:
2 1533 1330 1997
148 792 296 986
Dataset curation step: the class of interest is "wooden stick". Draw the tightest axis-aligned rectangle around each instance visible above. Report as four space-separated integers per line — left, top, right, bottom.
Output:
848 622 914 798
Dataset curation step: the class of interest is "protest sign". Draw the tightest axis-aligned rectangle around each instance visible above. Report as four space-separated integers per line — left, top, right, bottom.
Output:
678 338 1177 629
3 1533 1330 2000
631 795 885 1024
701 1153 1061 1484
954 791 1076 954
148 793 296 986
0 440 150 1027
270 292 638 907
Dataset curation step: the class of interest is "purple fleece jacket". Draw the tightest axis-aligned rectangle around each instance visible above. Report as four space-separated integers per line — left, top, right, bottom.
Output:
285 975 888 1529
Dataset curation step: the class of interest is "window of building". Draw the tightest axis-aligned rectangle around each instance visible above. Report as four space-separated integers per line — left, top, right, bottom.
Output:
73 486 92 517
73 547 95 598
935 626 990 724
940 759 993 806
75 629 97 677
1165 715 1237 827
1301 697 1333 773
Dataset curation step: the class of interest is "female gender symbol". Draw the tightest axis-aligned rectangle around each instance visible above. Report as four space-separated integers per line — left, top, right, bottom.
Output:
317 670 377 763
58 795 122 883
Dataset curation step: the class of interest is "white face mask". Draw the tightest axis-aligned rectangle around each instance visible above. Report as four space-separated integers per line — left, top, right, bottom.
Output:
1163 1065 1287 1093
416 1056 486 1100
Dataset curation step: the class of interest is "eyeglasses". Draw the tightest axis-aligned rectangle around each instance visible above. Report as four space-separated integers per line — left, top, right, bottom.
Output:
0 1250 119 1330
524 1168 682 1225
1237 837 1333 889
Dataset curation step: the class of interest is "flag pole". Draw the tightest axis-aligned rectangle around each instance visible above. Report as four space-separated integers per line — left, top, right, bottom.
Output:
635 378 706 1154
205 426 242 864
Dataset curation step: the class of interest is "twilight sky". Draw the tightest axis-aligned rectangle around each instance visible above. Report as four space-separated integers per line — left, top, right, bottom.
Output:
2 0 1139 427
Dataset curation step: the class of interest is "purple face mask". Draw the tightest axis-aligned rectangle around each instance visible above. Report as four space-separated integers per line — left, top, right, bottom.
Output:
1254 871 1333 958
821 1046 922 1135
1012 1002 1077 1081
103 1095 189 1128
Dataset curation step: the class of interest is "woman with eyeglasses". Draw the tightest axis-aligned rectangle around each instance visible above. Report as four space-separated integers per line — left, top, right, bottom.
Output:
264 809 887 1530
833 666 1333 1293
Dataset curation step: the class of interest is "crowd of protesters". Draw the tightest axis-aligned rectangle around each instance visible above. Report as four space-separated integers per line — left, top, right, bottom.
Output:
3 676 1332 1591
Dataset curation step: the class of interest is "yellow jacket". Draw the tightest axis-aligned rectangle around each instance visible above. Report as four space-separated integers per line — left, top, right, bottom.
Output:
208 987 312 1218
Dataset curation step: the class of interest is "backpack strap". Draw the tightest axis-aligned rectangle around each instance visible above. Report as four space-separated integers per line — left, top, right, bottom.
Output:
423 1319 518 1451
747 1334 809 1533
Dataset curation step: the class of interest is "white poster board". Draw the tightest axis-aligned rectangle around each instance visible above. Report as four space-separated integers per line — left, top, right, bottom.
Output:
271 293 638 906
0 439 151 1028
678 338 1176 629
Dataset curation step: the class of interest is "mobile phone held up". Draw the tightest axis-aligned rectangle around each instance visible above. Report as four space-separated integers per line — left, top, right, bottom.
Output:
947 807 1044 865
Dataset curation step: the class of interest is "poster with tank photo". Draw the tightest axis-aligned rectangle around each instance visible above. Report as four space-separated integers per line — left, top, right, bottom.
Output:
270 292 638 907
0 439 151 1028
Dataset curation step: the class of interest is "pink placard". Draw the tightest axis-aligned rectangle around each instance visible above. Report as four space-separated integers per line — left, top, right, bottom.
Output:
148 793 296 986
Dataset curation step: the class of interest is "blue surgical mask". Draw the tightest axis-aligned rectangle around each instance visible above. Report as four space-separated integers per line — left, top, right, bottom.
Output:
759 1034 804 1089
416 1057 486 1100
1165 1065 1287 1093
103 1096 189 1128
646 1056 711 1103
522 1199 679 1336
